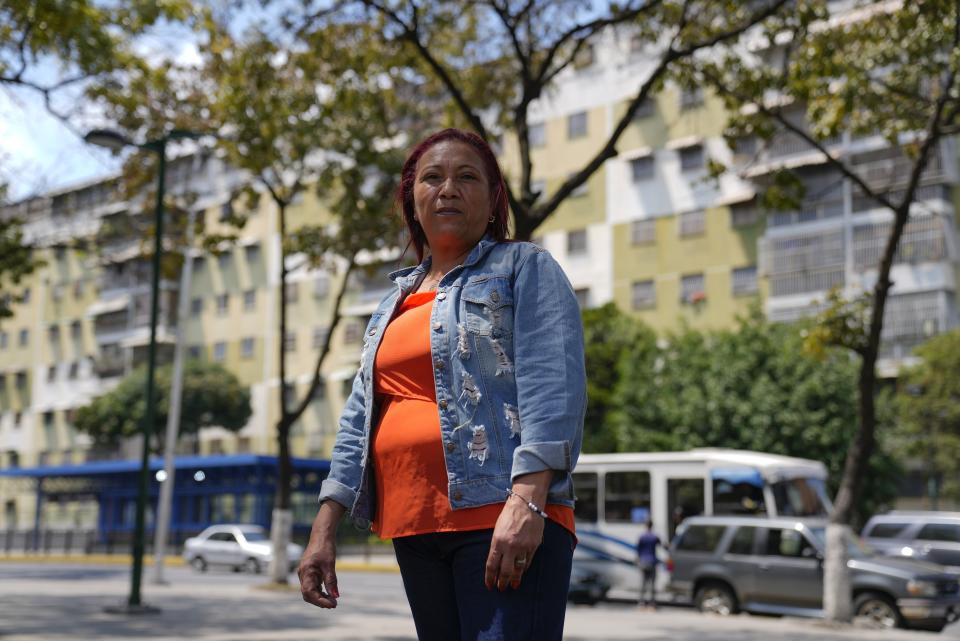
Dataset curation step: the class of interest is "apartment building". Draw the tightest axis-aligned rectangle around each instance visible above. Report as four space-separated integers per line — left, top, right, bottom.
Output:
1 17 958 534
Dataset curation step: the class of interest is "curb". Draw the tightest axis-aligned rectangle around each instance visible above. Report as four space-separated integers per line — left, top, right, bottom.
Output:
0 554 400 573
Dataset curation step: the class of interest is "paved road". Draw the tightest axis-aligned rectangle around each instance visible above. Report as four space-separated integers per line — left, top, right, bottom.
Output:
0 561 958 640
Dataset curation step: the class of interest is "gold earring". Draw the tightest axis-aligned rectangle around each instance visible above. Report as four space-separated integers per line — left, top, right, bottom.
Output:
488 216 495 223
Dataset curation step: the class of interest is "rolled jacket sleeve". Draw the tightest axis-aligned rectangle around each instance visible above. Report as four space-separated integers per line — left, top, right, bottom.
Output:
510 249 586 481
318 368 367 510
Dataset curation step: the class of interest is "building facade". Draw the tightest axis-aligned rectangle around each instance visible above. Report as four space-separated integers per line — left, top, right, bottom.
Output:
1 22 958 534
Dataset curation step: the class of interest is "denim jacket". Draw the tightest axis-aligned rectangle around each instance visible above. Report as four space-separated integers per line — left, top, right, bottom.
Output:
318 236 586 528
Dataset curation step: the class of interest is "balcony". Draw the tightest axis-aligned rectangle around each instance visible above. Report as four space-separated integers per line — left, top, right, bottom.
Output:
879 290 956 361
853 216 951 271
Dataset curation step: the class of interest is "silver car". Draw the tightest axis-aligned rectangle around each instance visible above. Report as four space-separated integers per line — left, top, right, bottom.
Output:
183 524 303 574
863 511 960 571
668 516 960 632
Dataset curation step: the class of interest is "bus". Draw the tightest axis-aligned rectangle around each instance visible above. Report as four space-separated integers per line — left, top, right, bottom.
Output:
572 448 832 600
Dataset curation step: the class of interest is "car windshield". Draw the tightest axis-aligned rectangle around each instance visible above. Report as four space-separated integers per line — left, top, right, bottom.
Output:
241 530 268 542
771 477 831 517
809 527 874 559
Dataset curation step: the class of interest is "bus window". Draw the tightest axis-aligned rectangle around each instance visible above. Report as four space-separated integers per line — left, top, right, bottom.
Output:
572 472 599 522
604 471 651 523
771 478 830 517
667 478 705 538
712 469 766 515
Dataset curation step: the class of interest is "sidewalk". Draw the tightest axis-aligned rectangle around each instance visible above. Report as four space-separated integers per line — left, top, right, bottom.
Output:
1 557 955 641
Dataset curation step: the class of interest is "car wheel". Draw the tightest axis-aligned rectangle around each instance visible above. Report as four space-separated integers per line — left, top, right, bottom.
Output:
854 592 902 629
190 556 208 573
695 581 738 616
243 557 262 574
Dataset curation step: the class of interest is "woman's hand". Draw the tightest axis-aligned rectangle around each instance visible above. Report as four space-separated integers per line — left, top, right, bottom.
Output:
299 500 345 608
484 470 553 591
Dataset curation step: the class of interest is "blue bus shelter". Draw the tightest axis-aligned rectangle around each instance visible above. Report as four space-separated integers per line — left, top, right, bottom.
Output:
0 454 330 550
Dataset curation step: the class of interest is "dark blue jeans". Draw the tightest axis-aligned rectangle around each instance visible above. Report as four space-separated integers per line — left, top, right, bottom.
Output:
392 519 574 641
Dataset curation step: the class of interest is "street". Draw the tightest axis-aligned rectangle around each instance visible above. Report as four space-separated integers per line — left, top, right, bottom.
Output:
1 561 958 641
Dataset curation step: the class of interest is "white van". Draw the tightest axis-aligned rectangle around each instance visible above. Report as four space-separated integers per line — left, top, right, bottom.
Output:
571 448 831 600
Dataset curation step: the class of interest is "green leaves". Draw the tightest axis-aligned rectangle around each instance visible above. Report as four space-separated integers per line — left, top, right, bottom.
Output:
585 305 899 523
73 360 252 454
0 215 41 322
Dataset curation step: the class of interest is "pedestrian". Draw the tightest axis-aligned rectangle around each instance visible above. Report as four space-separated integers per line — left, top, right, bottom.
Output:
298 127 587 641
636 520 662 608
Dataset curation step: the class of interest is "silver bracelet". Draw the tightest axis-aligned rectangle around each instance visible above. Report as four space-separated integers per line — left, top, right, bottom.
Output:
506 488 548 519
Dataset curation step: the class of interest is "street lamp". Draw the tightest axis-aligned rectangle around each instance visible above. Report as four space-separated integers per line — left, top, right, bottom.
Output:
84 127 208 613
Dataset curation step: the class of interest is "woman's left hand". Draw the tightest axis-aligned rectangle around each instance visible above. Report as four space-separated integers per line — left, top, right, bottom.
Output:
484 493 546 591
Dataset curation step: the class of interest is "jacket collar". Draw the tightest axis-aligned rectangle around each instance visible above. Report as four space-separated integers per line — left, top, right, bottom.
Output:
388 233 500 290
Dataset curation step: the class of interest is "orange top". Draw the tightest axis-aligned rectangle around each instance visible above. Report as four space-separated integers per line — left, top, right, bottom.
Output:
371 291 575 539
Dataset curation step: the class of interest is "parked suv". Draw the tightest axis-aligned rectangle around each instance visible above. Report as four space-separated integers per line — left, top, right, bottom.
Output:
863 512 960 571
668 516 960 632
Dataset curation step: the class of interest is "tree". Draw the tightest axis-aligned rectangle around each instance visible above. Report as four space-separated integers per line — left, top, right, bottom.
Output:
0 200 41 322
896 329 960 507
609 308 900 523
692 0 960 620
0 0 192 123
200 16 423 583
73 360 252 454
581 303 657 453
297 0 793 239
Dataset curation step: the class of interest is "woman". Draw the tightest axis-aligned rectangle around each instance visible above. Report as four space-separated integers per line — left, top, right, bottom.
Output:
299 128 586 641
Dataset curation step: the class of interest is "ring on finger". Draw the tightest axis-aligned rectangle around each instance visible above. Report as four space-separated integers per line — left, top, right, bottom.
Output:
514 555 527 568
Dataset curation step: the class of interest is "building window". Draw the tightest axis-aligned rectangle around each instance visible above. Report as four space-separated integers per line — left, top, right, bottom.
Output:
236 436 251 453
679 144 705 171
217 251 231 269
732 266 759 296
312 326 329 350
219 201 234 221
245 243 261 263
567 111 588 139
631 219 656 246
284 331 297 352
21 288 30 304
679 210 706 237
47 365 57 382
343 320 362 344
529 123 546 148
313 277 329 299
285 282 299 304
240 337 255 359
193 255 205 272
48 325 60 344
731 203 761 228
13 411 21 428
191 297 203 316
567 229 588 256
216 293 229 316
243 290 256 311
574 288 590 308
8 451 19 468
680 87 704 110
68 361 79 379
73 281 84 299
187 345 202 360
630 155 655 181
71 320 82 341
15 371 27 388
681 273 706 304
631 280 656 310
629 33 644 53
0 331 6 349
212 341 227 362
18 329 28 347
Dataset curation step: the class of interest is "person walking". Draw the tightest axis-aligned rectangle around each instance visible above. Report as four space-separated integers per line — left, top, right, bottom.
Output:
636 520 662 609
298 128 586 641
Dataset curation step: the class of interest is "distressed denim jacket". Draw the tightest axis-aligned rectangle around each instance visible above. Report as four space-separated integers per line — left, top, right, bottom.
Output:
318 236 586 528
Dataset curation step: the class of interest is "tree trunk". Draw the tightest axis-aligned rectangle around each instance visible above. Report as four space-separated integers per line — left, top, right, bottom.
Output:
823 523 853 622
269 507 293 583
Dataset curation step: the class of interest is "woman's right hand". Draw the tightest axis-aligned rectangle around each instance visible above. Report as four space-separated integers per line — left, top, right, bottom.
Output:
299 500 345 608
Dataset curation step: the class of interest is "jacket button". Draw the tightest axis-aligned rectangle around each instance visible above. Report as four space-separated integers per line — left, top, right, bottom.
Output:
490 291 500 303
445 441 455 453
453 490 463 501
437 292 447 301
433 322 442 331
439 399 448 409
368 328 376 336
435 360 445 370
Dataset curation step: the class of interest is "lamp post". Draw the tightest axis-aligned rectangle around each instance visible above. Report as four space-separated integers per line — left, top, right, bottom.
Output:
84 128 207 612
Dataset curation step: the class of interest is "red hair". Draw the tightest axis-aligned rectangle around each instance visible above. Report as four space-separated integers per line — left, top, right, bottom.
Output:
396 128 510 262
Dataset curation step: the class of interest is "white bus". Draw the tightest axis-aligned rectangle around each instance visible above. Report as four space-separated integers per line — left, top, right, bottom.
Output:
572 448 832 600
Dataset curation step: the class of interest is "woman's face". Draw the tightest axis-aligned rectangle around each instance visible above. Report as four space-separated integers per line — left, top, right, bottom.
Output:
413 140 492 254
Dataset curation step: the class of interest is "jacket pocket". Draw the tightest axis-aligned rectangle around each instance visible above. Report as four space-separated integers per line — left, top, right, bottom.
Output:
462 275 514 337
